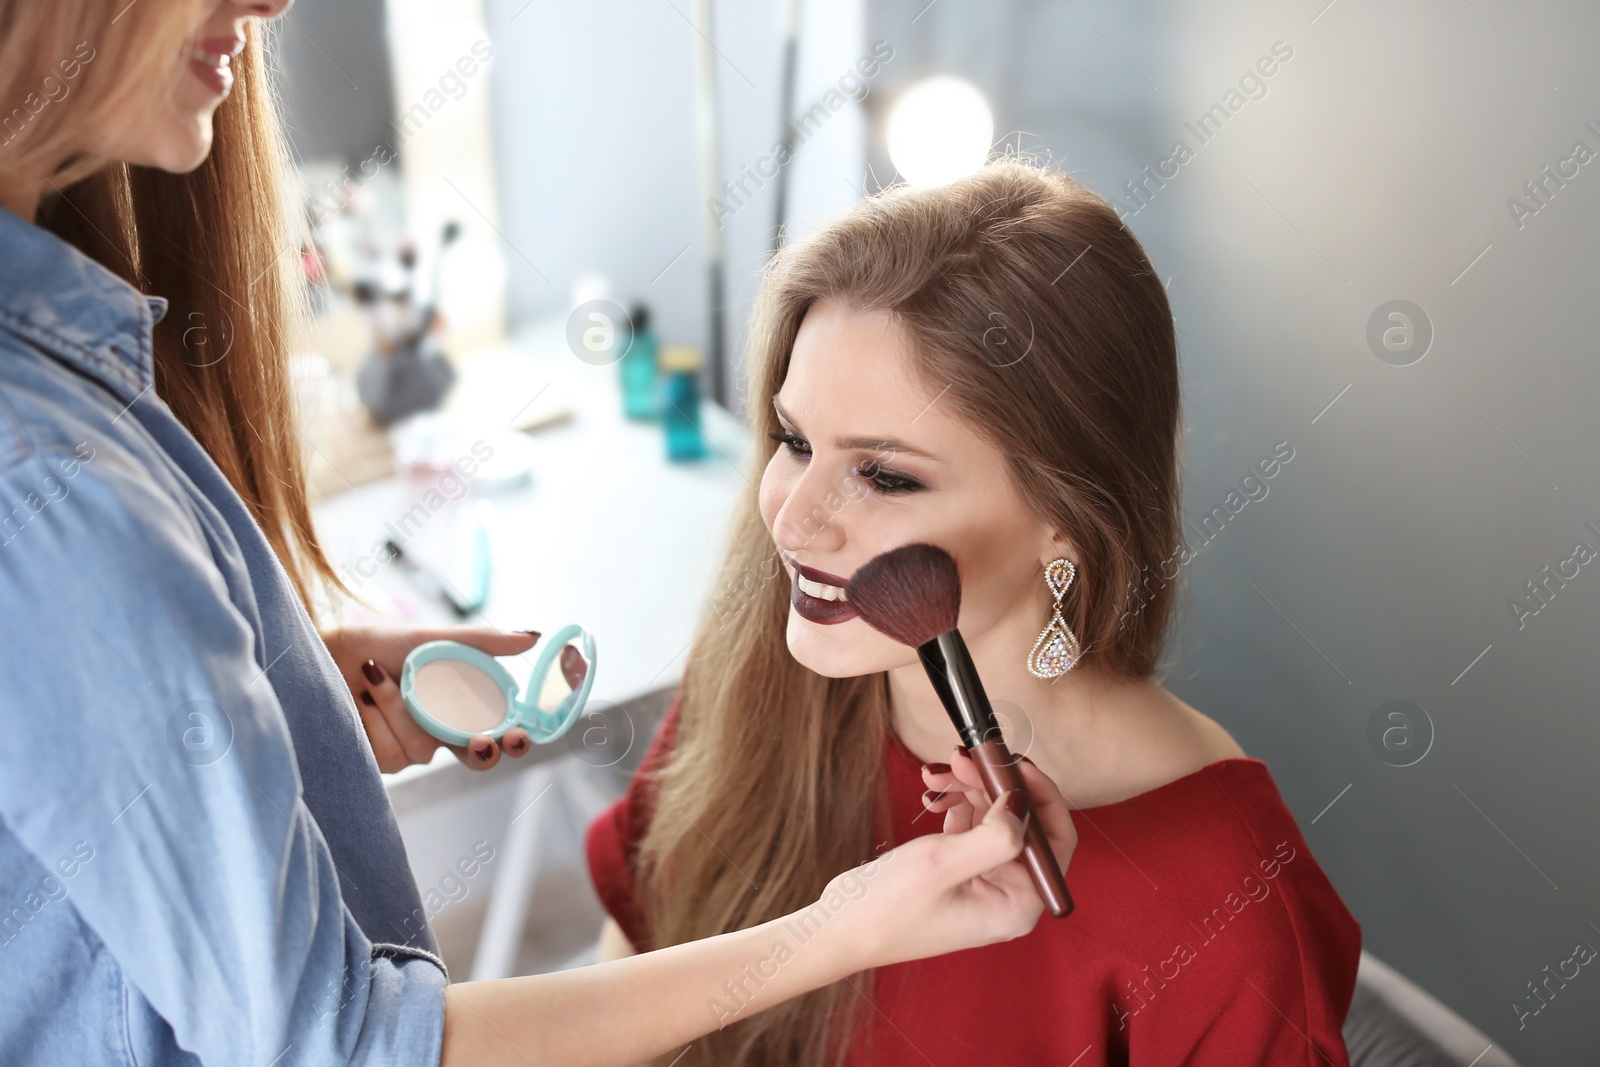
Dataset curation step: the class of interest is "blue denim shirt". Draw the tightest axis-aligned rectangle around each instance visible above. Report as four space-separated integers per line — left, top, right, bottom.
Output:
0 208 446 1064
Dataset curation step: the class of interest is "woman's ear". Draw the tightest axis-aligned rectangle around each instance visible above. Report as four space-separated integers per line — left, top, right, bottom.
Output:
1042 529 1078 569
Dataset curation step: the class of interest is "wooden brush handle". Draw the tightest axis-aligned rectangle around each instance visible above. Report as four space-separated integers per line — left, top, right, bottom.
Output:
968 739 1074 918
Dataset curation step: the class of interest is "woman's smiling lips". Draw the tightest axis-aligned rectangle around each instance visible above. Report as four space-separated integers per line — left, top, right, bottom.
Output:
188 36 243 98
788 559 859 625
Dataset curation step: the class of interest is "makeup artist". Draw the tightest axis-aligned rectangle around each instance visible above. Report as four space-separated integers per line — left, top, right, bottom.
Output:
0 2 1077 1065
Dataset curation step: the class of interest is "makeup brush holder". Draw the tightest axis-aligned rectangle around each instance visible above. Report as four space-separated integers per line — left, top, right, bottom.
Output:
356 335 456 427
399 624 597 747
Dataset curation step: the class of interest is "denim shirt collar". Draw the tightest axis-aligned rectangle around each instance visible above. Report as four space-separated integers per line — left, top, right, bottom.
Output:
0 205 167 402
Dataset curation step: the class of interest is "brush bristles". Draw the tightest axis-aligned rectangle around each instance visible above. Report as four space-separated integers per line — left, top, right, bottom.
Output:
844 543 962 647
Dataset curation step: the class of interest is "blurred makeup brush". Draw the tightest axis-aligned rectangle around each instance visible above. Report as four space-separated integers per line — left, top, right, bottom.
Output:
846 543 1073 918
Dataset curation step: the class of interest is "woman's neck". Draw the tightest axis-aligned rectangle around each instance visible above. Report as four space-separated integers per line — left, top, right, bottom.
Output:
884 609 1126 771
883 601 1184 809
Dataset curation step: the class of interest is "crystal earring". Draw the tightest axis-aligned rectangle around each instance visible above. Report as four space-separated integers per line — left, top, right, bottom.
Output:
1027 559 1082 679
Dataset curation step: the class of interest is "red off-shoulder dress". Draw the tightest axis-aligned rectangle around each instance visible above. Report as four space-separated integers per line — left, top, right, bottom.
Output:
586 707 1362 1066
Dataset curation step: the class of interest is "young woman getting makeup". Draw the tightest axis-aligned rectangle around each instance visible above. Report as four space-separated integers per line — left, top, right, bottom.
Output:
588 162 1364 1065
0 4 1073 1065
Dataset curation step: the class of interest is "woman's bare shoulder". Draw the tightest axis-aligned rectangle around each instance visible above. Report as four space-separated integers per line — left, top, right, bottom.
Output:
1049 684 1246 808
1170 695 1248 763
1132 688 1247 781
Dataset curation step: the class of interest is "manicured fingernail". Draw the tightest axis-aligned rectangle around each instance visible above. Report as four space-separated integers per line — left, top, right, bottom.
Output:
1005 790 1028 819
361 659 384 686
922 788 946 806
503 729 530 756
359 691 376 707
516 630 542 642
469 738 495 762
922 762 951 776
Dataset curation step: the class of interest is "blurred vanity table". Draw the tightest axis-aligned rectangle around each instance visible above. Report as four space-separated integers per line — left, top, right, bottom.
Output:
311 329 747 978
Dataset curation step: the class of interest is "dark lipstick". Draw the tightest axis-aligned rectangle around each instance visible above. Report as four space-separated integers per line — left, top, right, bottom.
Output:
789 558 859 625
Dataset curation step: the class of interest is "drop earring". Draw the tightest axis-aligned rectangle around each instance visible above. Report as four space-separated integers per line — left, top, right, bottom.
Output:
1027 559 1082 679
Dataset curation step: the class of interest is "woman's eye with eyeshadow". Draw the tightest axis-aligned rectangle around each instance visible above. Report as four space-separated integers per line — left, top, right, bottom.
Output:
855 458 926 495
768 430 813 460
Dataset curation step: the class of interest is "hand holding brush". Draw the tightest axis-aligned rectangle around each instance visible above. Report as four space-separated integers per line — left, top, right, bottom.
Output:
846 543 1076 917
920 747 1078 913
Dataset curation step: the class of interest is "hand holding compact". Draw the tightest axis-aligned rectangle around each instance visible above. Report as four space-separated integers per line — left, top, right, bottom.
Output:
324 625 546 772
400 623 597 757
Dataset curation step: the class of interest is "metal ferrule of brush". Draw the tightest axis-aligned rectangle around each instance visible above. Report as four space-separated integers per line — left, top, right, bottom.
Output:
917 631 1000 748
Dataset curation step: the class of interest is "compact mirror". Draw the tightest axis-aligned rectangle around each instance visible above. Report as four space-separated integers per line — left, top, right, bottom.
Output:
399 624 596 747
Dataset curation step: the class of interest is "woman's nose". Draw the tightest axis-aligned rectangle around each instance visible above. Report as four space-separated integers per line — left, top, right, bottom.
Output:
771 465 849 556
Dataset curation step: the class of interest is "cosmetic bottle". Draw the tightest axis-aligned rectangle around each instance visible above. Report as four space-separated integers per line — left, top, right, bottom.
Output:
658 345 708 462
619 302 659 420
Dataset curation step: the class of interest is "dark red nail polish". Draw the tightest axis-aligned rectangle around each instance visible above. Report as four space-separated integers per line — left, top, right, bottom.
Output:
359 691 376 707
922 788 946 805
470 738 495 762
516 630 542 642
361 659 384 686
503 730 530 756
1005 790 1028 819
923 762 951 776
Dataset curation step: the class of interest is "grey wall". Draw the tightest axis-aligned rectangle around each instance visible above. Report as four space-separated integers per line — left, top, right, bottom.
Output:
275 0 397 166
481 0 768 385
870 0 1600 1062
482 0 873 409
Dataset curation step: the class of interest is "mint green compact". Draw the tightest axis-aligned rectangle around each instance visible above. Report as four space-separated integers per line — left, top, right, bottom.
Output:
399 624 596 747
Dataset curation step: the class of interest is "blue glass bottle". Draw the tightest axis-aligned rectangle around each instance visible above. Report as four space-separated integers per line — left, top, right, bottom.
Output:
658 345 708 462
619 303 659 420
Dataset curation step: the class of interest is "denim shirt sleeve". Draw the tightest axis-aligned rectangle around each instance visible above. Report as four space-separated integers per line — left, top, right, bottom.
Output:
0 450 445 1066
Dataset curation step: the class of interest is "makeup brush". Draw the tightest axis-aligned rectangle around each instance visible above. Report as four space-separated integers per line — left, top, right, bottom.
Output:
846 543 1073 918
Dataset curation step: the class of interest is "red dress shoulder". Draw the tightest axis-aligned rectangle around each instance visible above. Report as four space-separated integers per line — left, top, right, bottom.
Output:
585 706 1362 1066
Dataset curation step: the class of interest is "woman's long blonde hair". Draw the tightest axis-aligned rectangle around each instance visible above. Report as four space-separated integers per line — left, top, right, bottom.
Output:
635 161 1183 1065
0 0 339 606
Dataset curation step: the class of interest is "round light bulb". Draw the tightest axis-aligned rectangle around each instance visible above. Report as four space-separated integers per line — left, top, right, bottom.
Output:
885 76 994 187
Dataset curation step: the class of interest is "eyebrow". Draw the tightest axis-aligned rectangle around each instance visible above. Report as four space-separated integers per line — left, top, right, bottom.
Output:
771 396 940 461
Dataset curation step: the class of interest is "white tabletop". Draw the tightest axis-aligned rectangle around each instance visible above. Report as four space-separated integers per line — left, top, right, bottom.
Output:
310 335 751 793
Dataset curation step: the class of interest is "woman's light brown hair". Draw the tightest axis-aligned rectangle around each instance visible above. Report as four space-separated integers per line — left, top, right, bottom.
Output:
635 160 1181 1065
0 0 341 607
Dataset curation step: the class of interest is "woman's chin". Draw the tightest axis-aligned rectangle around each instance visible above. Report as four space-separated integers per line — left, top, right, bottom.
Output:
122 113 216 174
162 123 216 173
784 611 913 678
